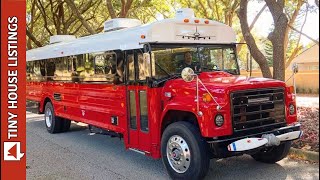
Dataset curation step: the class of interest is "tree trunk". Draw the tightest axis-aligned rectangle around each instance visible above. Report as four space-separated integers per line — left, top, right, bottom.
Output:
265 0 288 81
238 0 272 78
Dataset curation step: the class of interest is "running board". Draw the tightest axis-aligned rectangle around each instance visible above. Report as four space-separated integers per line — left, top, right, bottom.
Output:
129 148 149 155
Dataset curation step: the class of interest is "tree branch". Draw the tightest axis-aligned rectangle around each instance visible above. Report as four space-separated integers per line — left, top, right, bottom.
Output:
238 0 272 78
288 25 319 45
26 28 43 48
237 3 267 53
65 0 96 34
106 0 117 18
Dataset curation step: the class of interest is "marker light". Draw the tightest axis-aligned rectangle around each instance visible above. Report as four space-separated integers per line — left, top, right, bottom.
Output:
288 86 294 94
184 19 190 23
140 35 146 39
204 20 209 24
194 19 200 23
202 93 212 102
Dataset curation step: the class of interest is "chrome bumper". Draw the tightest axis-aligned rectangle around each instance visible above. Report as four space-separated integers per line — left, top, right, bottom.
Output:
227 123 302 152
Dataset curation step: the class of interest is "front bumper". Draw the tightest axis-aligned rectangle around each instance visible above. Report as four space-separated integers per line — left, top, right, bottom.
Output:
227 123 302 152
207 123 302 155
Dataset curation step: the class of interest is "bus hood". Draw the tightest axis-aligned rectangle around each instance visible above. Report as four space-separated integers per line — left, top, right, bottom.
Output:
197 71 286 91
163 71 286 103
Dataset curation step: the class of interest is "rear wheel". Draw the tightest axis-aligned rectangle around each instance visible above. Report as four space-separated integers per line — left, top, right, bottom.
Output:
44 102 64 133
251 141 291 164
161 121 210 180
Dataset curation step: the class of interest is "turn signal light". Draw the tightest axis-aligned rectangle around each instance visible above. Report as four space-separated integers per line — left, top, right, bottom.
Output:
204 20 209 24
203 93 212 102
184 19 190 23
288 86 294 94
194 19 200 23
140 35 146 39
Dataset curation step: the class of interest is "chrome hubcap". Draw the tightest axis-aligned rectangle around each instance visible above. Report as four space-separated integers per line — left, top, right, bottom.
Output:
166 135 191 173
45 108 52 128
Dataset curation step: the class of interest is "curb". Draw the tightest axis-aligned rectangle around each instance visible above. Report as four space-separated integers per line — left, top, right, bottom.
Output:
289 147 319 162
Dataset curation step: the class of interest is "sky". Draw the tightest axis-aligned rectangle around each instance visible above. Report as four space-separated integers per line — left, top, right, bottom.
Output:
248 0 319 46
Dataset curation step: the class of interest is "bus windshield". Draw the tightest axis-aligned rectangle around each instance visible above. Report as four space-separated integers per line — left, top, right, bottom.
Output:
151 44 239 79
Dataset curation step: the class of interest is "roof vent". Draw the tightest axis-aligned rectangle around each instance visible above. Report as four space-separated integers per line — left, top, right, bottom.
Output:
49 35 76 44
103 18 142 32
175 8 195 18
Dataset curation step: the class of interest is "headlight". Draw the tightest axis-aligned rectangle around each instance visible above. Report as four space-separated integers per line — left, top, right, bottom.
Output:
215 114 224 127
289 104 295 115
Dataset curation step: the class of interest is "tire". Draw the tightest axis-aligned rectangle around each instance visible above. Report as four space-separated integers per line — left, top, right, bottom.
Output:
44 102 63 133
161 121 210 180
251 141 292 164
60 118 71 132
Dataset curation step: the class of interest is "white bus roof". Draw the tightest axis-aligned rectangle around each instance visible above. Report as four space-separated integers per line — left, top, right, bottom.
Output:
27 12 236 61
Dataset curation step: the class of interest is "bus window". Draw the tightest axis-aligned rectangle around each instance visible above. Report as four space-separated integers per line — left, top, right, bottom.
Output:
70 56 80 82
116 52 124 83
40 60 46 77
80 54 94 81
62 57 72 81
46 59 55 81
33 61 44 81
54 58 64 81
129 90 137 129
91 51 116 82
139 91 149 132
138 53 151 81
26 61 34 81
128 54 135 81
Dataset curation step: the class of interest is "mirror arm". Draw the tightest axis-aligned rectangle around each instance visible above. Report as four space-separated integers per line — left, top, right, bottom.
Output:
250 54 252 77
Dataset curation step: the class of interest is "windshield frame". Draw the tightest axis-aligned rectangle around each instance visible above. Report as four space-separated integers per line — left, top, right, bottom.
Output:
149 43 240 80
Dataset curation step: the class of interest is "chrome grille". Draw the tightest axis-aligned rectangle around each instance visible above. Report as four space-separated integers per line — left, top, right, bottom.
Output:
231 88 286 132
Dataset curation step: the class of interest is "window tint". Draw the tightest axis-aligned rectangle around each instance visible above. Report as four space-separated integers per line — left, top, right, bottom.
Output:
78 54 94 81
128 54 135 81
46 59 55 80
115 51 125 84
139 91 148 132
26 61 34 81
27 51 125 83
138 53 151 81
129 91 137 129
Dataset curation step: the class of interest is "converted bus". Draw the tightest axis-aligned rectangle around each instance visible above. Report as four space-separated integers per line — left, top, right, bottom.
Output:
27 9 302 179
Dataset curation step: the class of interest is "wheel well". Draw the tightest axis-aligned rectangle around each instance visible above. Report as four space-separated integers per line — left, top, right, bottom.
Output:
161 110 199 135
41 97 52 113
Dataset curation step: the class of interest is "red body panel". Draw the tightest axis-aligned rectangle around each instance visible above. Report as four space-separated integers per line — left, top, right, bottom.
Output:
26 72 297 159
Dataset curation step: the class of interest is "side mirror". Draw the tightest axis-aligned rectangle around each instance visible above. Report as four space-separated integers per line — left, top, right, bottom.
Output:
292 63 299 74
181 67 195 82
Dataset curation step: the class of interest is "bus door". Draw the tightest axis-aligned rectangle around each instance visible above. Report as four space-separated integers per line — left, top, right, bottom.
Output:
126 50 151 154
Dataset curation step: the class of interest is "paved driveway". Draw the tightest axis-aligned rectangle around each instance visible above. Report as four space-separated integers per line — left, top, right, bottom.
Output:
296 94 319 108
27 113 319 180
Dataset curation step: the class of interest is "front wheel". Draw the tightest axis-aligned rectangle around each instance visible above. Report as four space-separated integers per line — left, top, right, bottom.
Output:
161 122 210 180
251 141 291 164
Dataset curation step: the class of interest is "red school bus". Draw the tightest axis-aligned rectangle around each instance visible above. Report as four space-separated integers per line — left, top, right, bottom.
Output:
27 8 302 179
